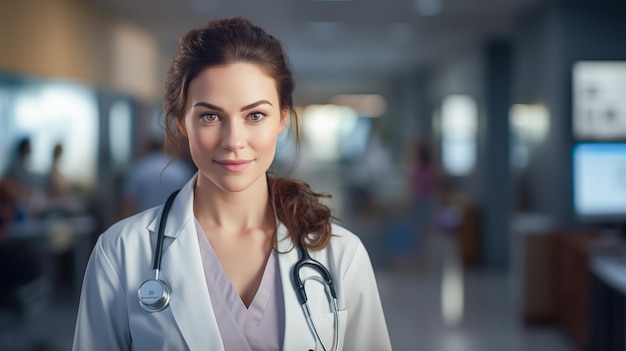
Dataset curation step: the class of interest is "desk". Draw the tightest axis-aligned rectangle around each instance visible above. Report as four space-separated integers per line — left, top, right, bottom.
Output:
5 215 98 294
509 213 555 324
590 253 626 351
7 215 96 239
512 226 619 350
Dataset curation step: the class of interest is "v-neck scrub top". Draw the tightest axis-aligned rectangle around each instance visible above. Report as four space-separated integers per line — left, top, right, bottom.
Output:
195 220 284 351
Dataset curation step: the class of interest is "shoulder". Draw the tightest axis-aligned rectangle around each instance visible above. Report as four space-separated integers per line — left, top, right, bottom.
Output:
81 207 161 285
319 222 371 271
96 207 160 252
329 222 361 247
331 222 361 245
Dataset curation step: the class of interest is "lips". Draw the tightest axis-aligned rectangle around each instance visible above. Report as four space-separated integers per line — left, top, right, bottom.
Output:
214 159 252 172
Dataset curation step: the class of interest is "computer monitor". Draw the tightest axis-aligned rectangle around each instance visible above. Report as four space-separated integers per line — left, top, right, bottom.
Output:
572 61 626 141
572 142 626 222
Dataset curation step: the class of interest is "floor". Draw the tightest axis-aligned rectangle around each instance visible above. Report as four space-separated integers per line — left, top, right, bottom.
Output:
378 269 575 351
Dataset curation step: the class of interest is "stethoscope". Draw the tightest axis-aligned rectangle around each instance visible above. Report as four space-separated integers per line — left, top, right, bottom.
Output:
138 190 340 351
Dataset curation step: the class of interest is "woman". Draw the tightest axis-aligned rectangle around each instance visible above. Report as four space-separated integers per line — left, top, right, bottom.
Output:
73 17 391 351
47 143 71 198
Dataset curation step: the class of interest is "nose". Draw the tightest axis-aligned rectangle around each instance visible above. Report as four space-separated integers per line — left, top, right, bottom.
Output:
221 120 246 151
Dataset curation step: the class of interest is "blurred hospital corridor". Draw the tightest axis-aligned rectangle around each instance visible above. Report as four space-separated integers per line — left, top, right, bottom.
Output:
2 0 626 350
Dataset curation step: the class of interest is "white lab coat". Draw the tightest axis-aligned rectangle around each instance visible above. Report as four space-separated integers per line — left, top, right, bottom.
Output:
73 177 392 351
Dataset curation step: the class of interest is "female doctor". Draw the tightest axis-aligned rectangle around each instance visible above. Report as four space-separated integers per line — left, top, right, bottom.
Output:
73 17 392 351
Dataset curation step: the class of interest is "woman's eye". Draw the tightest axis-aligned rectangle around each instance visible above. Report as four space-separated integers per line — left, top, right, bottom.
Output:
200 113 220 122
249 112 265 121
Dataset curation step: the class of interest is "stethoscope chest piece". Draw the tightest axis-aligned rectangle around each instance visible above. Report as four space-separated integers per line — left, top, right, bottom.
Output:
138 278 172 312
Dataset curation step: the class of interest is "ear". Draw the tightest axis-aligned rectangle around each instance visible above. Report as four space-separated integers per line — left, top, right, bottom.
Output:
278 109 289 134
177 117 188 137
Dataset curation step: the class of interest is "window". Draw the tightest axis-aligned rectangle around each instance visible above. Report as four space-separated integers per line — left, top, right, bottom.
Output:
440 95 477 176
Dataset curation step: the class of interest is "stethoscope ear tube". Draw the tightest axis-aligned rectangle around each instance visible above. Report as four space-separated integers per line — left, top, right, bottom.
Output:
153 189 180 271
291 242 340 351
291 243 337 304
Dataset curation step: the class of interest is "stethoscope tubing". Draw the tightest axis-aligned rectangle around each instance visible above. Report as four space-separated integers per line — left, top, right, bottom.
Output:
153 189 180 274
292 243 340 351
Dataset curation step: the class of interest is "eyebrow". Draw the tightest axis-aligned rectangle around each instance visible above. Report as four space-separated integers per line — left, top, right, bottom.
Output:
192 100 273 112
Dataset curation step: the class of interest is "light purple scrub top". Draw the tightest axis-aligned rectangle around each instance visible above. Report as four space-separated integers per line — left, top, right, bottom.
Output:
195 219 285 351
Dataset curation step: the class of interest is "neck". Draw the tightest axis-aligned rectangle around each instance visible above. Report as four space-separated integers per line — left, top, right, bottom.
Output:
193 175 275 235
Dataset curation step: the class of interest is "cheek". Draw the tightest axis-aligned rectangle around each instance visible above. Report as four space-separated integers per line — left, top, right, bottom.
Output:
189 130 219 153
253 129 280 151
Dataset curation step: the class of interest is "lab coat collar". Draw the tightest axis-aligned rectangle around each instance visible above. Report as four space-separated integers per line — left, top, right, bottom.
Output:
145 174 226 350
146 174 196 238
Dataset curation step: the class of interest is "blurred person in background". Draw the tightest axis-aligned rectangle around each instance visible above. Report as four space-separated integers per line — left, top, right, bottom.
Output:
119 138 194 218
46 143 71 199
73 17 391 351
41 141 88 216
5 137 35 189
3 137 44 220
346 128 393 215
410 140 440 264
387 140 440 271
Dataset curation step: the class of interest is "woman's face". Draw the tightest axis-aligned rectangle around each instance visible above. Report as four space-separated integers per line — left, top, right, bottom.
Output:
178 62 287 194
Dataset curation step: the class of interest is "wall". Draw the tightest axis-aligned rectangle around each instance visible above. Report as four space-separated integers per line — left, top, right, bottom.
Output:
0 0 161 103
482 40 513 268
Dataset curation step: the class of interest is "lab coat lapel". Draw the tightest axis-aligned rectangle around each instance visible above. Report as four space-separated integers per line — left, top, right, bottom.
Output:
149 177 225 350
276 223 317 350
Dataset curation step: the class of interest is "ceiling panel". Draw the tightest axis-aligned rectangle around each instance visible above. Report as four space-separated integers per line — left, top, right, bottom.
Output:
88 0 548 103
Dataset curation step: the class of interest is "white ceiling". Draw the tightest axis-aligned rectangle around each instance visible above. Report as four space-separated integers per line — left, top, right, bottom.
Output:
89 0 548 104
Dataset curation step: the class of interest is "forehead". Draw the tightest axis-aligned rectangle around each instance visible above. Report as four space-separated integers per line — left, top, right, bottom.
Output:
186 63 279 105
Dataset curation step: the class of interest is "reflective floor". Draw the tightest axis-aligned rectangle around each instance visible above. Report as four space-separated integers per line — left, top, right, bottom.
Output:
378 269 576 351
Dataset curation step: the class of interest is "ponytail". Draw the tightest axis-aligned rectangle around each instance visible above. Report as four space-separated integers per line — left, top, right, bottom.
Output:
268 176 333 251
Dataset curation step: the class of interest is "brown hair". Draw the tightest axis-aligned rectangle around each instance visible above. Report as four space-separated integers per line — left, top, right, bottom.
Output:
163 17 332 250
